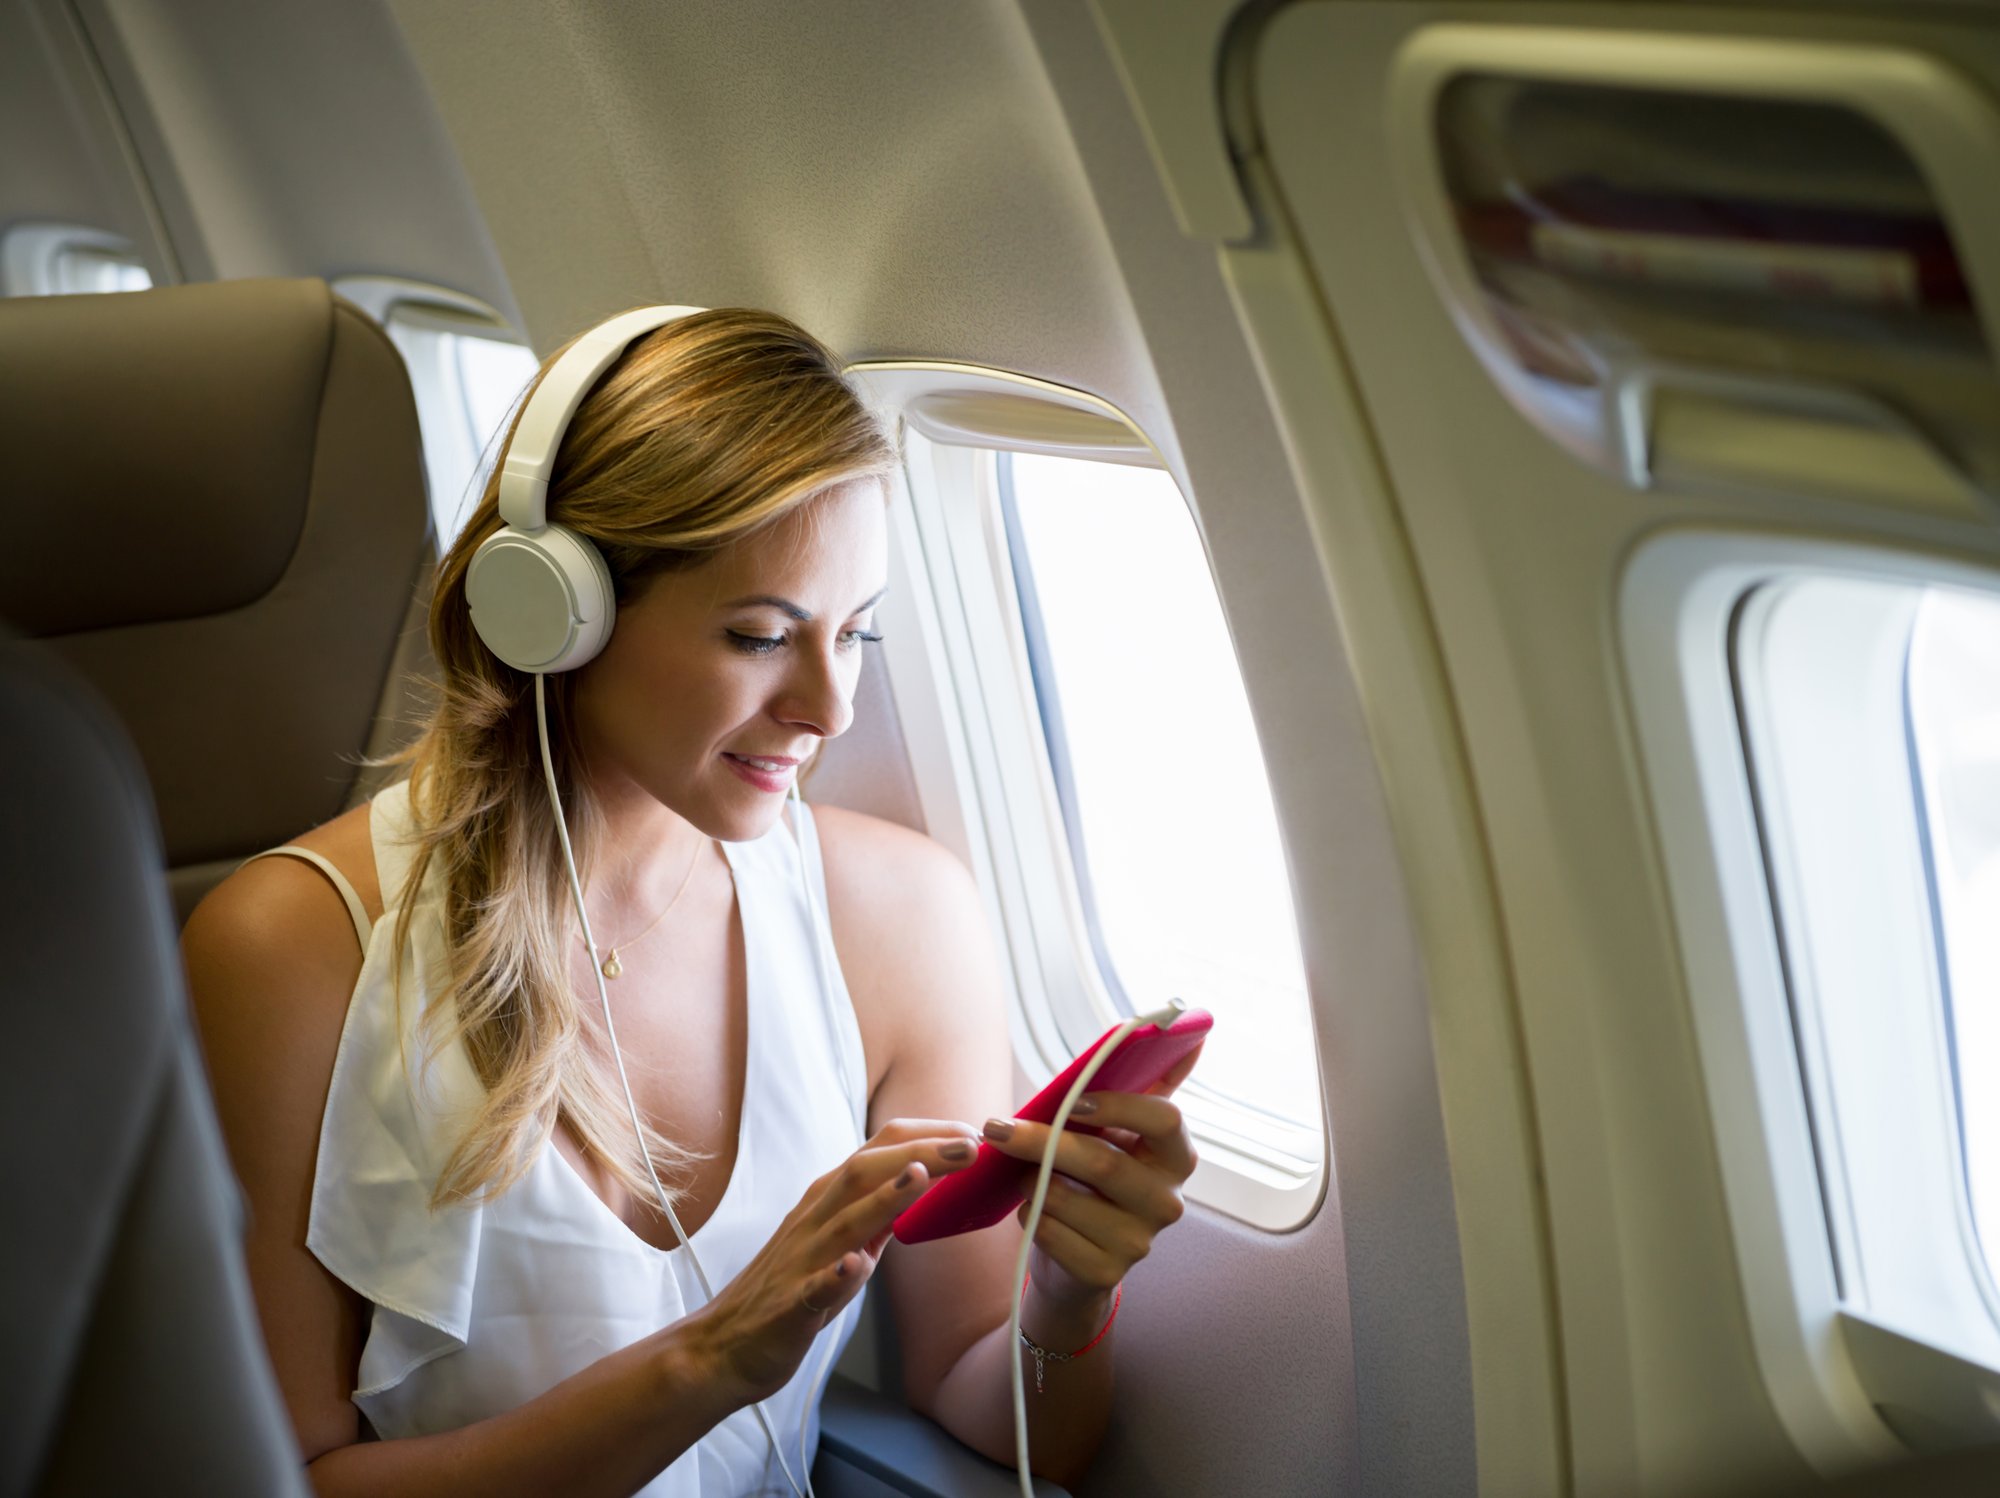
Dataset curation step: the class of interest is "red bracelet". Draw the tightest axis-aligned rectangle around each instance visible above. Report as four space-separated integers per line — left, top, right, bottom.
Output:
1017 1271 1121 1393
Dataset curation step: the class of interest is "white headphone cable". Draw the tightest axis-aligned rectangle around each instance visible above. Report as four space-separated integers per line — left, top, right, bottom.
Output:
788 777 864 1484
1008 997 1186 1498
535 676 813 1498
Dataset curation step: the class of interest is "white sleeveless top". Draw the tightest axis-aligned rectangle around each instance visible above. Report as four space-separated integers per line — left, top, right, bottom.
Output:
261 778 870 1497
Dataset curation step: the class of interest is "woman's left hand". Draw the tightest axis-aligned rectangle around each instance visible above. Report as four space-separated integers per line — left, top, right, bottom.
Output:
979 1049 1201 1309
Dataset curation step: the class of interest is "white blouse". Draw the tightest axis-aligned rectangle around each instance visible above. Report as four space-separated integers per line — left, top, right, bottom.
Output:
273 777 869 1496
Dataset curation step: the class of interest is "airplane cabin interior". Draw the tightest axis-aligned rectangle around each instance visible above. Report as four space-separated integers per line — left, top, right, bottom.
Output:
6 2 2000 1495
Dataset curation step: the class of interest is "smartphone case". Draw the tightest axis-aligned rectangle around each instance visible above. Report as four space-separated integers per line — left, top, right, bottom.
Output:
891 1008 1212 1245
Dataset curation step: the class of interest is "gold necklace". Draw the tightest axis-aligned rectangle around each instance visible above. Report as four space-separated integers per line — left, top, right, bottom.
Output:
582 835 707 979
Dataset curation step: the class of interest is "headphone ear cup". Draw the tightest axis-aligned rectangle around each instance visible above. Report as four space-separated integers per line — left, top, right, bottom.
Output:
466 522 616 673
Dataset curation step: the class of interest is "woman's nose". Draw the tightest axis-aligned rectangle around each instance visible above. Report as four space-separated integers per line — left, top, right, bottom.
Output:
778 641 854 739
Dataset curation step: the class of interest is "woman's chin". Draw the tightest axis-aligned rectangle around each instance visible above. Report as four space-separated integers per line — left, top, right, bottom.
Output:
695 770 798 844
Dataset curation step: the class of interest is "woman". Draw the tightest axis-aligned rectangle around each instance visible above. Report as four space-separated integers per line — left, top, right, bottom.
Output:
182 307 1199 1496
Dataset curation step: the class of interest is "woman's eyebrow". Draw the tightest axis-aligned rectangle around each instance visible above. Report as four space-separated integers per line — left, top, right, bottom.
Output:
720 586 888 621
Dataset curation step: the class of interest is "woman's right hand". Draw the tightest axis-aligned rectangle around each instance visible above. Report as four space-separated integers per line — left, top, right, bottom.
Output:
681 1119 980 1406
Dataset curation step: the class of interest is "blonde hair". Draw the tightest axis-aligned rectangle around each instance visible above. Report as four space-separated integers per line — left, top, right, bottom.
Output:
380 307 895 1212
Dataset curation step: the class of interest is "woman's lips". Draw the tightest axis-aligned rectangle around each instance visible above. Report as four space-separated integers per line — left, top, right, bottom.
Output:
722 753 797 792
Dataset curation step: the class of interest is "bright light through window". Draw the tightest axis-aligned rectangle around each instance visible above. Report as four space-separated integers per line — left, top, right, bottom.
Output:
1736 571 2000 1368
51 249 150 295
1 225 151 298
457 334 536 470
1909 586 2000 1289
383 312 537 546
999 451 1318 1132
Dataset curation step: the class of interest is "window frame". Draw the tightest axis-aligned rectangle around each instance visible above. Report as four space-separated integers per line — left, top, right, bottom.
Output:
1621 529 2000 1471
849 361 1327 1231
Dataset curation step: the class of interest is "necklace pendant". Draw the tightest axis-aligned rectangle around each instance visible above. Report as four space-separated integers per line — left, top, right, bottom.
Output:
601 949 623 980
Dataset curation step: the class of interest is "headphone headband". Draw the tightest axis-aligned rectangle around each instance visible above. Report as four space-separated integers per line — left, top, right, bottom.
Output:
497 304 708 531
469 304 707 673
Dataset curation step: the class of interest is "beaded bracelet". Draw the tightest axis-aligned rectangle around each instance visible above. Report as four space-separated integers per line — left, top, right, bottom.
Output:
1016 1273 1122 1394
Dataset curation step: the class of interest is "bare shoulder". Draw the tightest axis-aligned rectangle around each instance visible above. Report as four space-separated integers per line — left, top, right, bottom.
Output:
809 803 1007 1112
809 803 983 975
809 800 954 869
285 798 385 924
810 802 969 905
180 795 382 1168
179 798 381 1164
181 798 380 1040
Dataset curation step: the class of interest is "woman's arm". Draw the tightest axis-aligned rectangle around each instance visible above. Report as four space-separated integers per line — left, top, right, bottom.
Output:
817 809 1195 1489
303 1330 736 1498
867 910 1121 1487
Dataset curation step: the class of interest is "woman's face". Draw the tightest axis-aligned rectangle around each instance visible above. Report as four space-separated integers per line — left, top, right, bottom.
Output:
571 477 889 844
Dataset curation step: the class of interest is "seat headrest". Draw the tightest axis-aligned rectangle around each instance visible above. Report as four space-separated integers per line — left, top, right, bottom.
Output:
1 278 370 635
0 277 433 880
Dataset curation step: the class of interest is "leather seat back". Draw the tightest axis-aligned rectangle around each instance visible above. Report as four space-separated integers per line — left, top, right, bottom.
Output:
0 635 308 1497
0 278 435 922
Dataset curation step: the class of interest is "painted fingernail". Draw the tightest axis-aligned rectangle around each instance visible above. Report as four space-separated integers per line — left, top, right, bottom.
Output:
896 1166 917 1188
1071 1096 1099 1116
940 1139 974 1162
835 1256 851 1279
983 1117 1015 1142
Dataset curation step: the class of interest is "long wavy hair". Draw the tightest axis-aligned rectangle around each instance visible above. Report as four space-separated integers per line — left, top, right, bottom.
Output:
379 307 896 1212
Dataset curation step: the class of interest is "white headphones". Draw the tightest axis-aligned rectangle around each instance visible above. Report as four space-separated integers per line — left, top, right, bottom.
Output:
465 304 706 673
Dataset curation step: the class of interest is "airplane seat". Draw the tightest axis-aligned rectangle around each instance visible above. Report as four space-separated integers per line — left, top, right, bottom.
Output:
0 632 309 1497
0 277 437 926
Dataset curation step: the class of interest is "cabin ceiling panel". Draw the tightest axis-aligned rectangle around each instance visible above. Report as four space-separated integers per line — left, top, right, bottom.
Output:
386 0 1163 442
74 0 519 320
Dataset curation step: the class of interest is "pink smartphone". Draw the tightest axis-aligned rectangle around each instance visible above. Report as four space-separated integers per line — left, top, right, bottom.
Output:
891 1007 1212 1245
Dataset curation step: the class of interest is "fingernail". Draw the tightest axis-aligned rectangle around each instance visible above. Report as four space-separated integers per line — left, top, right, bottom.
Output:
940 1139 973 1162
1071 1096 1099 1116
896 1166 917 1188
983 1117 1015 1142
835 1257 851 1279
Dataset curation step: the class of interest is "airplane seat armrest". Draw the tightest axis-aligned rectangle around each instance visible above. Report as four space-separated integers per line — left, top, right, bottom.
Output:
812 1374 1071 1497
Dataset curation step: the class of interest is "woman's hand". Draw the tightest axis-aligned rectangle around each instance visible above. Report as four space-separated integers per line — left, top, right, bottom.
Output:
980 1046 1202 1312
681 1119 980 1406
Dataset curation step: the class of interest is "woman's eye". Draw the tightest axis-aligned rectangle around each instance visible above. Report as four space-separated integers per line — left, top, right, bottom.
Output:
727 629 885 656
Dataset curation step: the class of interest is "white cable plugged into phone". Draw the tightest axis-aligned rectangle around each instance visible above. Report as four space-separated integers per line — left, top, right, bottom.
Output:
1008 995 1187 1498
536 677 818 1498
789 775 855 1490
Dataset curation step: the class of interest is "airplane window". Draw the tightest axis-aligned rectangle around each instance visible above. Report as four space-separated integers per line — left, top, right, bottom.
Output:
380 309 537 546
1734 573 2000 1372
1907 586 2000 1291
869 380 1326 1223
997 450 1319 1135
0 223 151 297
46 248 150 295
